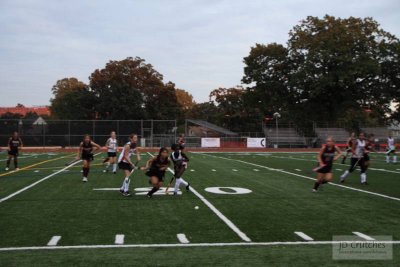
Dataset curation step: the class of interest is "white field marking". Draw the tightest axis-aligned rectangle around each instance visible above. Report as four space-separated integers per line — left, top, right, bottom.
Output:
177 234 190 244
1 241 400 251
0 152 101 204
34 170 39 173
0 154 39 162
92 187 182 195
190 169 195 172
115 234 125 245
294 232 314 241
47 236 61 246
211 169 216 172
336 169 343 171
146 152 251 242
353 232 375 241
200 153 400 202
295 169 301 172
253 169 259 172
93 188 120 191
232 169 238 172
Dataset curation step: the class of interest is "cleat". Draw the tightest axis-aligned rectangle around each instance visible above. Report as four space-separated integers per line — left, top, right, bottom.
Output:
340 179 345 184
113 171 116 174
361 182 369 185
312 189 317 192
119 188 124 194
82 177 88 182
5 167 9 171
146 193 152 198
173 192 177 196
123 191 131 197
186 183 190 192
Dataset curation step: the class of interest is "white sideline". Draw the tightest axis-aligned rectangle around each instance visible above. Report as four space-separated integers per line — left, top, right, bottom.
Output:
177 234 190 244
115 235 125 245
0 152 101 204
353 232 375 241
146 152 251 242
47 236 61 246
201 153 400 202
294 232 314 241
1 240 399 252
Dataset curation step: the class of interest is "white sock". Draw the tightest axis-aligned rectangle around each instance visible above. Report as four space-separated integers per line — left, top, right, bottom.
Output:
179 177 188 187
174 178 182 193
361 173 366 183
386 156 390 163
121 177 130 192
112 163 117 172
394 156 397 163
341 170 349 180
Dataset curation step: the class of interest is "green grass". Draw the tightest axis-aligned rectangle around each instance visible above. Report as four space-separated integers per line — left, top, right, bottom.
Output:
0 151 399 266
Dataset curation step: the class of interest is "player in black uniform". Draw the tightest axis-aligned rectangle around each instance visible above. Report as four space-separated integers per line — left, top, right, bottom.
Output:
312 137 342 192
76 135 101 182
170 143 190 195
141 147 171 198
341 132 355 164
5 132 23 171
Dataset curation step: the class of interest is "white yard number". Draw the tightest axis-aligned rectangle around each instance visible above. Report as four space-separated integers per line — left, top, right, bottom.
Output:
204 187 252 195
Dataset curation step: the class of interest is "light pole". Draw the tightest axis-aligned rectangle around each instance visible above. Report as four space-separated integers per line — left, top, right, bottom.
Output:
273 112 281 148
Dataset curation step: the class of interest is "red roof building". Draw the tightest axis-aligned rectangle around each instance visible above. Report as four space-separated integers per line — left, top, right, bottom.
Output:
0 105 50 116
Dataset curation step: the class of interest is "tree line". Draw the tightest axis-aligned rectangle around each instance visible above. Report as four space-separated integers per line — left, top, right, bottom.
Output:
45 15 400 133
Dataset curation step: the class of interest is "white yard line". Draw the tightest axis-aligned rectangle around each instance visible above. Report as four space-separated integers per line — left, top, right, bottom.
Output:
146 152 251 242
1 240 399 252
115 235 125 245
201 153 400 202
0 154 39 162
177 234 190 244
295 169 301 172
294 232 314 241
353 232 375 241
0 152 101 204
47 236 61 246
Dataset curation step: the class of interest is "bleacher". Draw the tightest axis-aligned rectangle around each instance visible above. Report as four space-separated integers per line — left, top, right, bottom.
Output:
264 128 306 147
361 127 390 142
315 128 350 143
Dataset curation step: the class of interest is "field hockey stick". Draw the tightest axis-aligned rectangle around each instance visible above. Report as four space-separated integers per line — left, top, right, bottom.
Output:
165 175 176 194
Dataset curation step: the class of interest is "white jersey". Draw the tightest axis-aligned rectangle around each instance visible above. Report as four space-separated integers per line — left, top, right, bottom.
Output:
352 139 366 158
388 137 395 151
106 138 118 153
118 142 137 163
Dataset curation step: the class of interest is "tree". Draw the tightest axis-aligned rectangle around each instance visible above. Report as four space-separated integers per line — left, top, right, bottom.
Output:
175 88 195 111
89 57 180 120
243 15 400 127
50 78 95 119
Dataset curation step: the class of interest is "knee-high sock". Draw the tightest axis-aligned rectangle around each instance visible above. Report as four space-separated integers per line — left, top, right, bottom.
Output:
13 157 18 168
313 181 321 190
148 186 159 196
174 178 188 193
340 170 349 180
112 163 117 172
386 156 390 163
121 177 130 192
361 173 367 183
394 156 397 163
83 167 89 177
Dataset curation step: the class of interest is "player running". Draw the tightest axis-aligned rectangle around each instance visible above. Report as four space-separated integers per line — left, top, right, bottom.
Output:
142 147 171 198
364 134 376 171
341 132 356 164
312 137 342 192
76 135 101 182
340 132 369 185
386 134 397 164
118 134 141 197
5 131 23 171
170 143 190 195
103 131 118 174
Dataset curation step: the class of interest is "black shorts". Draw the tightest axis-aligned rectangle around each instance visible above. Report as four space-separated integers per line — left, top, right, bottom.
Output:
118 162 132 172
81 153 94 161
349 157 366 172
8 150 18 156
107 152 117 157
316 164 333 174
174 164 186 177
146 170 165 182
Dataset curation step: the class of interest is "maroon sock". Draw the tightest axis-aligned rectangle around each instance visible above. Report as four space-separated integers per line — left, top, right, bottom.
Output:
83 167 89 177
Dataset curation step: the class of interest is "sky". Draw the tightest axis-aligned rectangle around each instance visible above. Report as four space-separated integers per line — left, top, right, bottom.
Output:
0 0 399 106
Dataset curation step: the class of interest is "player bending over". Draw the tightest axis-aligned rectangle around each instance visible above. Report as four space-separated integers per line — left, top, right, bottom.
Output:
170 143 190 195
142 147 171 198
103 131 118 174
118 134 141 197
340 132 369 185
386 134 397 164
5 131 23 171
77 135 101 182
341 132 356 164
312 137 342 192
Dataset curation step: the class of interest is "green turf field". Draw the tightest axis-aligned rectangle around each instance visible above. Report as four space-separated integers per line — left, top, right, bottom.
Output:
0 151 399 266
